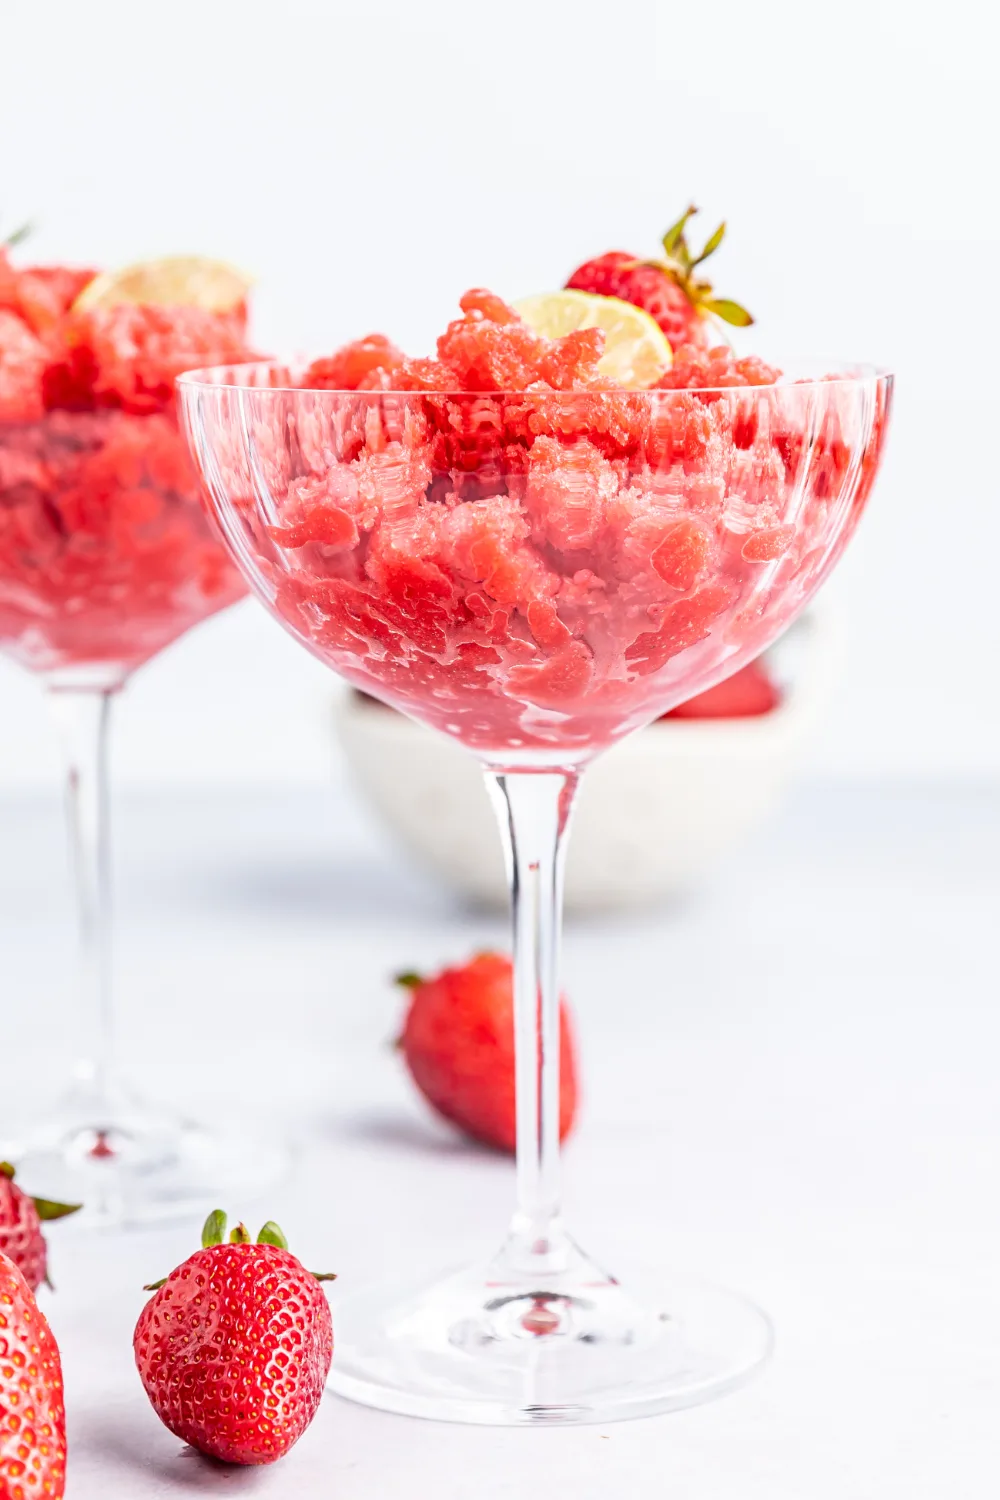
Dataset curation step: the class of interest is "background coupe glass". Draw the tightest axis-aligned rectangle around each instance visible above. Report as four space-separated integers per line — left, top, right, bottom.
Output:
0 397 281 1223
180 364 891 1424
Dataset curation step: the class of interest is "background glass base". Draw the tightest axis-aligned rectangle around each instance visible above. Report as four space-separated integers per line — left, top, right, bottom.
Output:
327 1239 773 1426
6 1080 287 1227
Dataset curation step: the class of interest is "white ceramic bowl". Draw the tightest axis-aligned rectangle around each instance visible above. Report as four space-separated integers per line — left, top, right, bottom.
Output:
334 611 840 913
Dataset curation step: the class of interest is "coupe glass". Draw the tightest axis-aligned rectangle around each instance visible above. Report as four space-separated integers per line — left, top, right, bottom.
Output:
0 403 283 1223
180 362 891 1424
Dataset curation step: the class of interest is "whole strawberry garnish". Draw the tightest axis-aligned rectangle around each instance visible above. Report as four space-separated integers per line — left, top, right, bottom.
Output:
566 205 753 351
0 1250 67 1499
134 1211 335 1467
396 952 578 1153
0 1162 80 1294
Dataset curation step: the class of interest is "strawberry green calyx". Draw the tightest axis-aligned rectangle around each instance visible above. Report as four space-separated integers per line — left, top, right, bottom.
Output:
252 1219 336 1282
202 1208 228 1247
251 1220 336 1283
1 221 32 250
700 297 753 326
639 205 754 329
143 1210 337 1292
662 204 700 257
257 1221 288 1249
32 1196 83 1221
393 970 425 1052
1 1160 81 1219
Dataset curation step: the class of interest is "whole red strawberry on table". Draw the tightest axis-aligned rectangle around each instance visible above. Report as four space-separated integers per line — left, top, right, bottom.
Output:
397 952 579 1153
0 1162 79 1293
0 1250 67 1500
134 1211 335 1466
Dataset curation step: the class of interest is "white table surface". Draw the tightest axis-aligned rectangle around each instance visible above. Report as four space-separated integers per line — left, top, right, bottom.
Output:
1 776 997 1498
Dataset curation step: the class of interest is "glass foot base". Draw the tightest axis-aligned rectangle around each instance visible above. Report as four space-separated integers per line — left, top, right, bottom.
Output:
327 1235 772 1426
6 1082 287 1227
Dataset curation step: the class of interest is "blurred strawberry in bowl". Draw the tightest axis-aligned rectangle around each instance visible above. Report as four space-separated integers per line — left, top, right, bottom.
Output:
662 660 781 721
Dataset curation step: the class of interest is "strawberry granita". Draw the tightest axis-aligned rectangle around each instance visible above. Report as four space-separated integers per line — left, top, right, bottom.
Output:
182 290 891 761
0 250 249 679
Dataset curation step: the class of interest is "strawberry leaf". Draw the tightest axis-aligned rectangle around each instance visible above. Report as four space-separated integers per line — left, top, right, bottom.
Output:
229 1223 252 1245
143 1277 168 1292
2 222 32 250
33 1197 82 1222
395 971 423 989
690 221 726 268
202 1209 228 1247
662 205 697 257
312 1272 338 1283
702 297 754 327
0 1162 14 1180
257 1221 288 1250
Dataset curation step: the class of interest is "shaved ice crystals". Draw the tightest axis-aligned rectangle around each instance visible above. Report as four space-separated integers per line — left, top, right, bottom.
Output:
188 289 890 756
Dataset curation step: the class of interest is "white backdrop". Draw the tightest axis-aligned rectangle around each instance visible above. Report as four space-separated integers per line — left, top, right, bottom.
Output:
1 0 997 787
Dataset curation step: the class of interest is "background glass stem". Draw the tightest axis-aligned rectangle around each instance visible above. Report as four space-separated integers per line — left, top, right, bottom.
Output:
485 769 579 1257
48 686 116 1107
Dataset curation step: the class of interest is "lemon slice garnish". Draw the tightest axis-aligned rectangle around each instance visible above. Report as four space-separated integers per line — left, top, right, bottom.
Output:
73 255 253 312
515 289 672 388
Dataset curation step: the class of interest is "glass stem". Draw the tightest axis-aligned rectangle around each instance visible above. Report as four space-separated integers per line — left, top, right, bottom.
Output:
47 686 117 1110
485 769 579 1268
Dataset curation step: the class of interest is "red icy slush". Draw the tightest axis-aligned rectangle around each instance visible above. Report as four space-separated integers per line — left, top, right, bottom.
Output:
187 288 889 757
0 251 251 679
